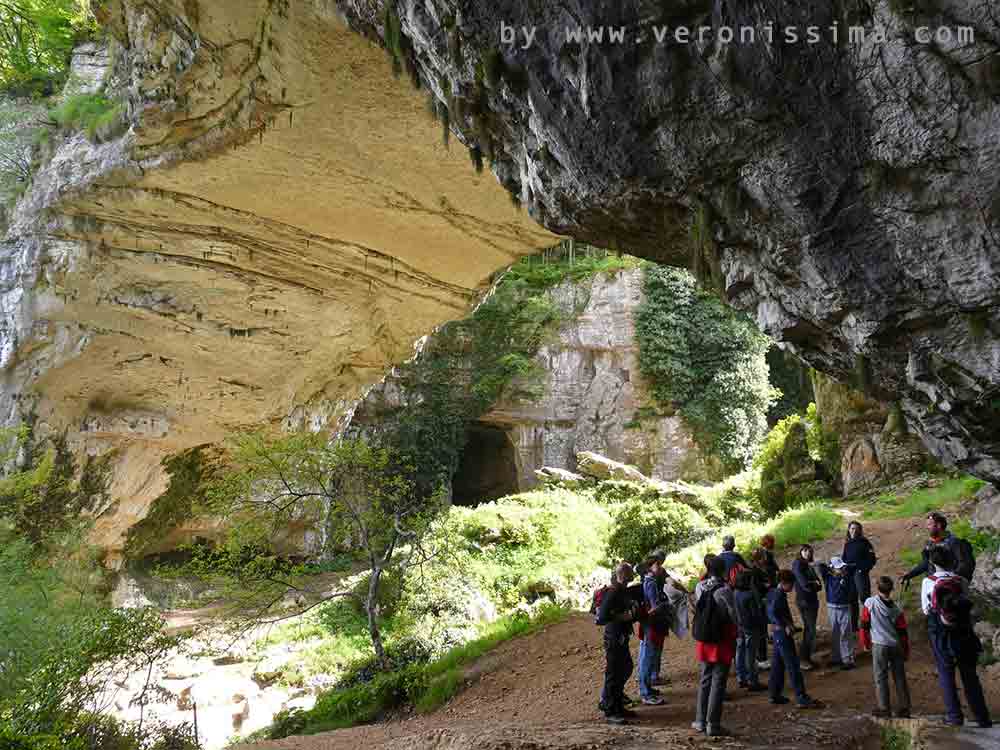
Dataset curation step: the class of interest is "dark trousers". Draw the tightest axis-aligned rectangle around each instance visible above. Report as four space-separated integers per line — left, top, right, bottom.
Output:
695 661 730 729
798 603 819 664
929 625 991 725
850 570 871 631
770 630 809 705
601 635 633 716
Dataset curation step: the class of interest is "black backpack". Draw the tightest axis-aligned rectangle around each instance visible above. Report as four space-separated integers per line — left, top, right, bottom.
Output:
693 582 726 643
952 538 976 581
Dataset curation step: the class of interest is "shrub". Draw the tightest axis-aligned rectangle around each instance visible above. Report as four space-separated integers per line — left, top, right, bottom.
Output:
605 497 710 564
50 93 124 141
863 476 985 520
594 480 655 505
636 266 774 470
349 568 405 621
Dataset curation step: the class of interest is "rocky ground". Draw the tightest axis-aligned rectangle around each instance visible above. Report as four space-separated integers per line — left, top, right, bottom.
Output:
236 513 1000 750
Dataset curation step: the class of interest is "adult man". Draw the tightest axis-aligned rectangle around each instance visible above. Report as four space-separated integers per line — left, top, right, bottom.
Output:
901 512 975 586
596 562 640 724
921 547 992 728
766 570 822 709
791 544 822 669
637 552 669 705
717 536 748 577
692 556 738 737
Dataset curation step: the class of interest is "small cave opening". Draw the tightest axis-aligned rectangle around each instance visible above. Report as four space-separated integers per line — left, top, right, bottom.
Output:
451 424 520 506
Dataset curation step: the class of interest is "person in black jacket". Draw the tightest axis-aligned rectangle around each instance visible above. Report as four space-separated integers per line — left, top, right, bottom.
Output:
596 562 639 724
900 512 976 586
842 521 877 631
792 544 822 669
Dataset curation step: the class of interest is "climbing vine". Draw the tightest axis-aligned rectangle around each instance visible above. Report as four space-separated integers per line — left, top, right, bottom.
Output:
635 266 775 471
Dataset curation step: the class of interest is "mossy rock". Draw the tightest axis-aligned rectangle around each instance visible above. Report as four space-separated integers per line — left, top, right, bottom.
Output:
782 420 814 486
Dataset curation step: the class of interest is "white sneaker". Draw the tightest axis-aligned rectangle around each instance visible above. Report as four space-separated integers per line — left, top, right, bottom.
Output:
800 662 813 672
756 660 771 670
641 696 665 706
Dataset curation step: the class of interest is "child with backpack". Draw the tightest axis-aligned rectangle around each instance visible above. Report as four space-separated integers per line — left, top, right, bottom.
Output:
733 570 766 692
859 576 911 718
692 556 738 737
817 556 857 669
922 546 992 728
766 570 822 709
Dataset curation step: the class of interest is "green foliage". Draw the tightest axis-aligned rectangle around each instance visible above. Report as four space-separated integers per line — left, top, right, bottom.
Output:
0 427 114 548
383 248 629 492
880 726 912 750
349 568 405 621
0 99 44 205
50 92 123 141
636 265 774 470
261 604 568 737
665 502 839 584
949 518 1000 557
594 479 655 505
124 445 222 559
696 470 765 524
0 1 97 96
863 476 985 520
604 497 710 565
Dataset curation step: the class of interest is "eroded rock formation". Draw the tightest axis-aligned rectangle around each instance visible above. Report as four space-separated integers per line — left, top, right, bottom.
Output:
1 4 552 563
4 1 1000 560
335 0 1000 484
350 267 706 503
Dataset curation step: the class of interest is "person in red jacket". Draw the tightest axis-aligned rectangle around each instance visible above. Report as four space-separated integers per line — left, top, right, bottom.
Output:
858 576 911 718
692 556 738 737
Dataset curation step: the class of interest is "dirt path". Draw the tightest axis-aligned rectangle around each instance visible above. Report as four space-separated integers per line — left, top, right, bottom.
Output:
241 514 999 750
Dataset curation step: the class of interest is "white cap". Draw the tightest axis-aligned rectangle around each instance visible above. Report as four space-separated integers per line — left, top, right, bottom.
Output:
830 556 847 570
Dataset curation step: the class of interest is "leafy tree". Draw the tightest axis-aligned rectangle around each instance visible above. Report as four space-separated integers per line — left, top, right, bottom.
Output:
201 433 447 670
0 0 96 96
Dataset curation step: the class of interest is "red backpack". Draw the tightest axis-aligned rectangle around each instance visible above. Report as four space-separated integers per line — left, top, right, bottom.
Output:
930 575 972 628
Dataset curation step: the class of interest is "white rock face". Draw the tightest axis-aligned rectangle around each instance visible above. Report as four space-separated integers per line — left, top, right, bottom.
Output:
480 269 704 488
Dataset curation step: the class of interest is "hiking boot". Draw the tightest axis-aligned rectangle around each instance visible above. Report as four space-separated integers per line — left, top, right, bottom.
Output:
707 725 733 737
797 698 824 710
769 696 790 705
974 720 993 729
691 721 706 733
606 714 627 725
641 696 665 706
840 662 857 671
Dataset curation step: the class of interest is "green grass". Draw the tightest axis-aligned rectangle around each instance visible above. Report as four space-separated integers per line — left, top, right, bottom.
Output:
880 726 912 750
260 604 569 737
950 517 1000 557
665 502 840 584
862 476 984 521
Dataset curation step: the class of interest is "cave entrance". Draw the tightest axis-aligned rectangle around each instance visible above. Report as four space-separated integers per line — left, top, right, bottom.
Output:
452 425 520 506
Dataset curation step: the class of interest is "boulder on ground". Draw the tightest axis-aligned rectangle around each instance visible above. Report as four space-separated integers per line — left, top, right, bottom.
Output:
534 466 589 489
576 452 647 483
251 657 287 689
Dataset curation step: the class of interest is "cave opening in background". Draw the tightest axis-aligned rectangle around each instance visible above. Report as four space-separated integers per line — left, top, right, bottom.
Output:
451 424 520 506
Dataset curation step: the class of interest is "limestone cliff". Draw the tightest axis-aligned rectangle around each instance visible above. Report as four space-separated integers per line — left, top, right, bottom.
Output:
350 266 705 503
334 0 1000 485
0 3 553 564
4 0 1000 561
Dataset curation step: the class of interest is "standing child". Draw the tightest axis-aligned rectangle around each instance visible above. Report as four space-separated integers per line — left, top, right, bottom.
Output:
817 557 857 669
734 570 766 692
859 576 911 718
766 570 822 709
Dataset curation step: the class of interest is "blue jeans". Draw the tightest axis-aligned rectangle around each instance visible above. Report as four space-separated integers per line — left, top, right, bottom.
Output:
638 637 662 698
769 630 809 705
929 623 991 725
736 627 761 686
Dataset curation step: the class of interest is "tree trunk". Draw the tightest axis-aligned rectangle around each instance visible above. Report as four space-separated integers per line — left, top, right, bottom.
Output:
366 566 388 670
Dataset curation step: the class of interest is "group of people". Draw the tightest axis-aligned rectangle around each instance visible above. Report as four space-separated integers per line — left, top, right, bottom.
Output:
594 512 993 735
